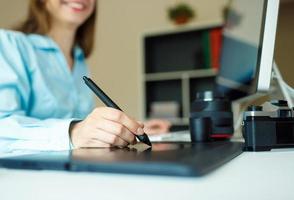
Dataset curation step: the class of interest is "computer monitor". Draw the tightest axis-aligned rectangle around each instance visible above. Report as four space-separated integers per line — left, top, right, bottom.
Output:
216 0 280 100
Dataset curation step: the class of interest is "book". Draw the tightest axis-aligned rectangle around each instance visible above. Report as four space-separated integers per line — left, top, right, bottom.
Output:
201 31 211 69
209 28 223 70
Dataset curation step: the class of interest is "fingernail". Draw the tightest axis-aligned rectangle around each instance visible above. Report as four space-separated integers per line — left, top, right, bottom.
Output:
136 127 144 135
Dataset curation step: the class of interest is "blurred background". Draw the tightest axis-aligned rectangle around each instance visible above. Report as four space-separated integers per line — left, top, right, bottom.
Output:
0 0 293 120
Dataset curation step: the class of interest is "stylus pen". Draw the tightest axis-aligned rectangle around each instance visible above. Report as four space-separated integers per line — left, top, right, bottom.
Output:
83 76 152 146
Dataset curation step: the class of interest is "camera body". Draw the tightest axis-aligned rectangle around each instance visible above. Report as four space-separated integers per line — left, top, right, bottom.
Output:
189 91 234 142
242 100 294 151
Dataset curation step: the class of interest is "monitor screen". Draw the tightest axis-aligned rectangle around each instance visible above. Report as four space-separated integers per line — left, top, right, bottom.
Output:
216 0 272 100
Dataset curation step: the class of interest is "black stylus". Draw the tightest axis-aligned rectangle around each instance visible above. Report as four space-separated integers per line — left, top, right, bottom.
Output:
83 76 152 146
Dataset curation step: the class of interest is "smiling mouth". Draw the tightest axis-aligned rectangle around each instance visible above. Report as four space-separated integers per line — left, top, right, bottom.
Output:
61 0 87 11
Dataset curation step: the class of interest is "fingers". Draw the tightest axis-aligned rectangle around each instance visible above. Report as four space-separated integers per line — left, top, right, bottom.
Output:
70 134 112 149
91 117 136 144
74 131 130 148
70 107 143 149
137 121 144 127
92 107 144 136
91 128 129 147
79 139 112 148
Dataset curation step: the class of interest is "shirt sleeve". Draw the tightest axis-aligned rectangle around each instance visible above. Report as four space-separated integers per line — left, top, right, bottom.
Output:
0 29 73 151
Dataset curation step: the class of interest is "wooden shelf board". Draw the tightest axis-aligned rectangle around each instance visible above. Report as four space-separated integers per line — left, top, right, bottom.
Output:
144 69 217 81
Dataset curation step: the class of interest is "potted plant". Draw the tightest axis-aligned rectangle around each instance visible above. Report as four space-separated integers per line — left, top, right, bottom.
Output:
168 3 195 25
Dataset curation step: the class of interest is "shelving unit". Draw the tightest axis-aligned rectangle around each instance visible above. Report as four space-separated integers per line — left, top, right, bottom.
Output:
144 68 216 82
140 21 223 128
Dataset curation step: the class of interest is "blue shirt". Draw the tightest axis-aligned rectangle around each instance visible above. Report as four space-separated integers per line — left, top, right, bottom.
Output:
0 29 94 152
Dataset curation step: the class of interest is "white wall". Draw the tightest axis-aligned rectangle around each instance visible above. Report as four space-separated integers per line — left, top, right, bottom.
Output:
275 2 294 87
88 0 227 118
0 0 28 29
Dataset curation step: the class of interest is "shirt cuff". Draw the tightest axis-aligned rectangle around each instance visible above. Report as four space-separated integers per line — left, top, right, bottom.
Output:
67 119 83 150
47 118 75 151
47 118 82 151
2 118 82 152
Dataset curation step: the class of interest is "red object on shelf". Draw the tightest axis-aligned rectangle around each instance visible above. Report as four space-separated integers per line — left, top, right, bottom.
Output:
209 28 223 70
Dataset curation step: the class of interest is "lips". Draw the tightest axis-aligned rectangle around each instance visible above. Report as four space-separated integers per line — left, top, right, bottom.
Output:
61 0 88 11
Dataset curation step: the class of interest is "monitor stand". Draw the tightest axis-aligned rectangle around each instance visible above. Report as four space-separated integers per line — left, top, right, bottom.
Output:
232 61 294 134
271 61 294 108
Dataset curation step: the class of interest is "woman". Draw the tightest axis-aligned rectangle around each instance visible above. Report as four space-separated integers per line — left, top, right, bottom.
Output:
0 0 170 151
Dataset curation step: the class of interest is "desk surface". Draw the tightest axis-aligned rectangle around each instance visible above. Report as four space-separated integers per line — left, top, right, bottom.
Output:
1 149 294 200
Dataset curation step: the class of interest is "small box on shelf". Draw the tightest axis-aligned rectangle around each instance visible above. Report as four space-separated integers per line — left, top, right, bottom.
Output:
149 101 180 119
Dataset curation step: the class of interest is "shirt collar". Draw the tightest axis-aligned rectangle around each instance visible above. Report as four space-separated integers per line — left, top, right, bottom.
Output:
27 33 84 60
28 33 59 50
73 46 84 60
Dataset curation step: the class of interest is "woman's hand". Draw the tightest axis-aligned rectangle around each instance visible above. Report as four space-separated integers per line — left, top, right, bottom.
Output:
143 119 172 135
69 107 144 148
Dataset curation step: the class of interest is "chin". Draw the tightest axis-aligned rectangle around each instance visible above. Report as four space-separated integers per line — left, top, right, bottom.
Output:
60 13 90 27
67 17 87 26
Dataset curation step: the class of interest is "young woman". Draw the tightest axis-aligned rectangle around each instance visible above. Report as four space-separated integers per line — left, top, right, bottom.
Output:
0 0 170 151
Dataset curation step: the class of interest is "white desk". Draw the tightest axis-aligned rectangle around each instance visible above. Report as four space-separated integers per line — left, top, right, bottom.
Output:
0 148 294 200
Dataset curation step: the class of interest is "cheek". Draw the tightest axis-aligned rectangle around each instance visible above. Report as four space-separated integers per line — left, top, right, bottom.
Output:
86 1 96 18
45 1 65 21
75 4 96 24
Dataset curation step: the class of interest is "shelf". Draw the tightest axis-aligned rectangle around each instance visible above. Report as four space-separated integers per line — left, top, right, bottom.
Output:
144 69 217 81
146 117 189 126
143 19 223 37
141 21 222 126
145 80 183 118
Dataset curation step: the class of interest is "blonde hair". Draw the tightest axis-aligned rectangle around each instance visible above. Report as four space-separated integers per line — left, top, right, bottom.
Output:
14 0 96 58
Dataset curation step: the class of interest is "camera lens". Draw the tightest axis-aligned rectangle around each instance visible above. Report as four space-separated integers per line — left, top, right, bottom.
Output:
196 91 224 101
190 90 234 141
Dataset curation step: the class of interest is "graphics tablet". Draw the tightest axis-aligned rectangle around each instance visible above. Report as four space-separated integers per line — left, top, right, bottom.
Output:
0 141 243 177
